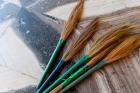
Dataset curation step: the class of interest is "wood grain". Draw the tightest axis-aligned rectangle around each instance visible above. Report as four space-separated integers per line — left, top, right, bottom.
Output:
72 8 140 93
46 0 140 21
47 1 140 93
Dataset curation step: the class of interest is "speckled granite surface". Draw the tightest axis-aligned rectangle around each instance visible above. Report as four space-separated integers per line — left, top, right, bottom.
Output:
15 8 60 66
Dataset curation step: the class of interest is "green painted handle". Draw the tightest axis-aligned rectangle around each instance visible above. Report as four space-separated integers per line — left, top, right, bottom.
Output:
61 65 89 88
37 60 65 93
37 39 64 89
43 54 90 93
59 60 106 93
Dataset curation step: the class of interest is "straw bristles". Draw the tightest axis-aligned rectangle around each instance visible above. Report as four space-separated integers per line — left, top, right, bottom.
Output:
87 25 134 57
63 18 100 61
94 25 133 45
61 0 84 40
105 35 140 63
87 43 119 68
137 39 140 46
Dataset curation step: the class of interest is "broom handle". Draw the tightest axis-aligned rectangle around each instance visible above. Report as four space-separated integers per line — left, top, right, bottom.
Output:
60 65 90 88
59 60 106 93
37 60 64 93
43 55 90 93
37 39 65 89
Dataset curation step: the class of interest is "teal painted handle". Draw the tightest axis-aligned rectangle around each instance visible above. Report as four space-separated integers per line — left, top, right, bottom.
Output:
61 65 89 88
37 60 64 93
37 39 64 89
59 60 106 93
43 55 90 93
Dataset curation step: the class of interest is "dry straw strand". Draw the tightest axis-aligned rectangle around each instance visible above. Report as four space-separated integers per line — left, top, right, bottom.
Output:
87 25 134 57
63 18 99 61
87 42 120 68
105 34 140 63
61 0 84 40
94 24 132 45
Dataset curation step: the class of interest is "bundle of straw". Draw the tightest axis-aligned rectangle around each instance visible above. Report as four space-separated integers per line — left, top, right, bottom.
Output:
37 0 84 89
37 18 99 93
52 35 140 93
43 25 134 93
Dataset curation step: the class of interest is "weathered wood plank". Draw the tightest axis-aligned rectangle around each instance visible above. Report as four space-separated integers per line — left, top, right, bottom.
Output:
47 0 140 93
46 0 140 21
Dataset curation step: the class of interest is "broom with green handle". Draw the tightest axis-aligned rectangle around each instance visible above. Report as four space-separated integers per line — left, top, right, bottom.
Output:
37 18 99 93
51 35 140 93
43 25 134 93
36 0 84 89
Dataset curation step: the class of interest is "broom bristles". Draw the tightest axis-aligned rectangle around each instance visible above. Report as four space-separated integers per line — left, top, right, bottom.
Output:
87 42 119 68
94 24 132 45
105 35 140 63
87 25 134 57
61 0 84 40
63 18 100 61
137 39 140 46
91 25 134 50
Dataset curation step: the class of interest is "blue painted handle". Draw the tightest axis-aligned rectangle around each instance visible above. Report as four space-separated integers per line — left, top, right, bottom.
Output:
36 39 64 89
37 59 64 93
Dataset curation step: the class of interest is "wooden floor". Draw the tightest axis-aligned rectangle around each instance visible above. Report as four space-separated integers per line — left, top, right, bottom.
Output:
46 0 140 93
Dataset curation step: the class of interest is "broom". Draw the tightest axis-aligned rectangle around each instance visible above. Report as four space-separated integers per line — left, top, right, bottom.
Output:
37 18 99 93
43 24 134 93
59 35 140 93
36 0 84 89
51 34 140 93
